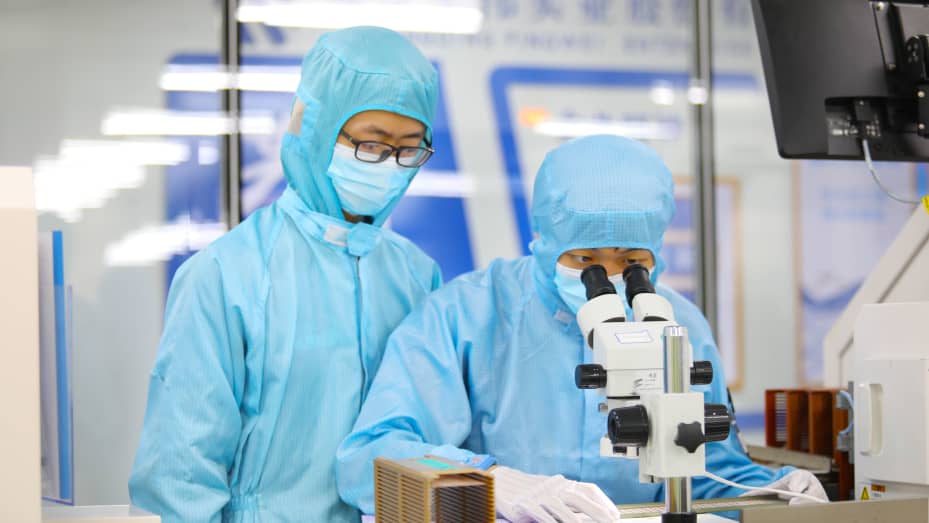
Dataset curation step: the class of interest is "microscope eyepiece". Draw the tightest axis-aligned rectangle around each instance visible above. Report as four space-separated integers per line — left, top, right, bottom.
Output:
580 264 617 300
622 264 655 307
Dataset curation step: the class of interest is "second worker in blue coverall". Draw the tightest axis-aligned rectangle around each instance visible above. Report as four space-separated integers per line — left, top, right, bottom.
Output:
336 135 826 522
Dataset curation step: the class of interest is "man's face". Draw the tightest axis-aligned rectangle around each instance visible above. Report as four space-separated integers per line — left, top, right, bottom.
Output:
557 247 655 277
337 110 426 150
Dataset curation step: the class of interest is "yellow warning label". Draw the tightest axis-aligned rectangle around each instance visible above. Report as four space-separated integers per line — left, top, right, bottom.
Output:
861 487 870 500
923 195 929 216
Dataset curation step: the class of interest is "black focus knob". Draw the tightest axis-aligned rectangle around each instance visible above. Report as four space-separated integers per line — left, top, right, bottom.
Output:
703 403 732 443
675 422 705 454
690 361 714 386
580 265 616 300
575 364 607 389
608 405 650 447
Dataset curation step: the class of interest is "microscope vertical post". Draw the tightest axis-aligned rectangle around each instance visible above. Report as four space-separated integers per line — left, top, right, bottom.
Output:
663 325 693 519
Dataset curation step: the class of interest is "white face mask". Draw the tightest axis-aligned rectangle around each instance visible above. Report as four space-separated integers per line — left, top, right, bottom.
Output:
553 263 625 314
326 144 416 217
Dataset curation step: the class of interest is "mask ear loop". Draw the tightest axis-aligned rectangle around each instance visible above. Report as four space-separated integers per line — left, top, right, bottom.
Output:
555 262 585 279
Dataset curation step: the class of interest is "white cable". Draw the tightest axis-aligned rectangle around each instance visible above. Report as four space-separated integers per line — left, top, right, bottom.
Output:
861 138 923 205
837 389 854 437
837 389 854 409
701 471 829 504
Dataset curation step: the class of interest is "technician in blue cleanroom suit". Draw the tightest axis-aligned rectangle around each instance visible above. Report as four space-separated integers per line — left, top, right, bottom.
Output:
128 27 443 523
336 135 828 522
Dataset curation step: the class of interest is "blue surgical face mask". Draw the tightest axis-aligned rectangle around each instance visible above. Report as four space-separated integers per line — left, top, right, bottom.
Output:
326 143 416 217
554 263 625 314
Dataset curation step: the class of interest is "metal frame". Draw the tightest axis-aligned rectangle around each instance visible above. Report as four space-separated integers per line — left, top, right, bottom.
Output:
221 0 241 228
692 0 719 333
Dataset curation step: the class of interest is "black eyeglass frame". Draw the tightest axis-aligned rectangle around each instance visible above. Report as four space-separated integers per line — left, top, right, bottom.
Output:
339 129 434 167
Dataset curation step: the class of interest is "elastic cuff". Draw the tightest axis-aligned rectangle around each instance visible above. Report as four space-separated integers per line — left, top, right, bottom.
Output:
427 445 496 470
429 444 475 463
460 454 497 470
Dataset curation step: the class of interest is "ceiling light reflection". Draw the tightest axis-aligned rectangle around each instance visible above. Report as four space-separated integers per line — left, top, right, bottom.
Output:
237 1 484 34
533 119 680 141
104 217 227 267
159 65 301 93
101 109 276 136
33 139 192 223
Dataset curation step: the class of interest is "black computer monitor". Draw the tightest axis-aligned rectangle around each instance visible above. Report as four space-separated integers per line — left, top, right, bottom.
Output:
752 0 929 161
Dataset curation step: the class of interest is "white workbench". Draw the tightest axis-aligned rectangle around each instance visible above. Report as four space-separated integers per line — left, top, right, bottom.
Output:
362 514 733 522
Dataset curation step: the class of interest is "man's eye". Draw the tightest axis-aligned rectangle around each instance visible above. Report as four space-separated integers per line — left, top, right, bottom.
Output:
574 255 593 264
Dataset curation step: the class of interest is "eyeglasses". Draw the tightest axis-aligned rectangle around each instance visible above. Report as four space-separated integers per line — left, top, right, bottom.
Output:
339 129 434 168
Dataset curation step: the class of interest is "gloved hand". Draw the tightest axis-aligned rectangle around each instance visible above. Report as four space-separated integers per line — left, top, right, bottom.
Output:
492 466 621 523
740 469 829 505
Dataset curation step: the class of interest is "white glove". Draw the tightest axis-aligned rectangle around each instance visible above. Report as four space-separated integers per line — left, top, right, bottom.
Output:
492 466 621 523
740 469 829 505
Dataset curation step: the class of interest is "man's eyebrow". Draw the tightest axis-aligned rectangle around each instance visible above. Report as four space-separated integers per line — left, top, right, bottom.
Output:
592 248 650 257
357 125 392 138
356 125 425 141
400 130 426 139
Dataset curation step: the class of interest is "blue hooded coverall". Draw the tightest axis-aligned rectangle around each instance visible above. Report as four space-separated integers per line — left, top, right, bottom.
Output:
336 135 791 516
129 27 441 523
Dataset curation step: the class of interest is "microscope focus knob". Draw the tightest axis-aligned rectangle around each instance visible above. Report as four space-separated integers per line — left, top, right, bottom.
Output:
690 361 714 386
608 405 650 447
674 422 705 454
575 364 608 389
703 403 732 443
